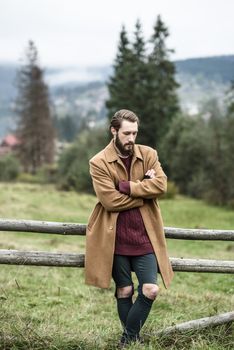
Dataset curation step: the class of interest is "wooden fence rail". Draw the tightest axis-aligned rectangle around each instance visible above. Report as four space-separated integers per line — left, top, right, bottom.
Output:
0 250 234 273
153 311 234 336
0 219 234 240
0 219 233 273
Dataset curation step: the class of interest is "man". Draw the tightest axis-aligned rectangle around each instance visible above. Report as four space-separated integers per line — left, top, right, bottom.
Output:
85 109 173 346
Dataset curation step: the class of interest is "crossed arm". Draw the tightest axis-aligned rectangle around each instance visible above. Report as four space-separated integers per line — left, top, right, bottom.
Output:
121 153 167 200
90 160 144 212
90 152 167 212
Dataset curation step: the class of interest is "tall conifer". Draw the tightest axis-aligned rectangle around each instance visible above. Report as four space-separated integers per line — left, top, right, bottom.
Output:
15 41 55 173
131 20 148 119
106 21 149 126
106 26 131 118
106 26 136 120
144 15 180 148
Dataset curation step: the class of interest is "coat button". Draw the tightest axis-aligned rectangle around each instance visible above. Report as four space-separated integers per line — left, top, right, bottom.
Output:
109 226 113 230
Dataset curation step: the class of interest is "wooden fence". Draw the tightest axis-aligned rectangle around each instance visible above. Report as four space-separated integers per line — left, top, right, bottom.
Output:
0 219 234 273
0 219 234 335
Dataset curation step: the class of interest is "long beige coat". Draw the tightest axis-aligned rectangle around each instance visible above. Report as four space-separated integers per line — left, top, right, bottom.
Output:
85 140 174 289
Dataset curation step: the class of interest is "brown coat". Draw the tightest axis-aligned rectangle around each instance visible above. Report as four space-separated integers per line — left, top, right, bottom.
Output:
85 140 174 289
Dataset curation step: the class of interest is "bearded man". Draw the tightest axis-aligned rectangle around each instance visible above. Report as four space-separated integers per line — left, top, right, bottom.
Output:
85 109 173 347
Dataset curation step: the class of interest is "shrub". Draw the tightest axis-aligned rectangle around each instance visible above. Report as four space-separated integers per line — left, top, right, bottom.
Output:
18 164 57 184
162 181 179 199
159 114 208 195
57 128 108 193
37 164 58 183
0 154 20 181
17 172 41 184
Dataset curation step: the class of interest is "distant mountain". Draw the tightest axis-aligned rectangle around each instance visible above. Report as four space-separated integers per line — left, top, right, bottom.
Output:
174 55 234 114
0 55 233 138
175 55 234 83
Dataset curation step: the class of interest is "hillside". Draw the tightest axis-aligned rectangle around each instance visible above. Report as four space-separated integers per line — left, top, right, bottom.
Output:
0 55 233 137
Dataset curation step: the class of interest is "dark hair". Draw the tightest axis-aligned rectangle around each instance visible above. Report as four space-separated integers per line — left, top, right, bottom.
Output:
110 109 139 131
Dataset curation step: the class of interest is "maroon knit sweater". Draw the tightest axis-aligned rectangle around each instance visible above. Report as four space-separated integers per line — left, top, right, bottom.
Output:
114 156 154 255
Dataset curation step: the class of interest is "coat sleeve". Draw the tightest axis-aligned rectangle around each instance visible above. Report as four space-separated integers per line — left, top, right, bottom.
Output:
90 159 144 212
129 150 167 199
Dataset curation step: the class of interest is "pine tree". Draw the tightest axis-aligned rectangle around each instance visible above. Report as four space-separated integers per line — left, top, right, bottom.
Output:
141 15 180 148
133 20 145 58
106 26 136 120
131 19 148 117
15 41 55 173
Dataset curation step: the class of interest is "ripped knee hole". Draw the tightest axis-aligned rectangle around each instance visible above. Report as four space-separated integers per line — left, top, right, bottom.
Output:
142 284 159 300
117 285 133 298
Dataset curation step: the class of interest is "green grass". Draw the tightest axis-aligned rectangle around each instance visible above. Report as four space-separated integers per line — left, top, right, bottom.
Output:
0 183 234 350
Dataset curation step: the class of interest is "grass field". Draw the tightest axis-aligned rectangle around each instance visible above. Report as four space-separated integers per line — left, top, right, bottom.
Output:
0 183 233 350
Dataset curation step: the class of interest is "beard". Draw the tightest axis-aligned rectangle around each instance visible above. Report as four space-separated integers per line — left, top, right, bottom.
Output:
115 133 134 156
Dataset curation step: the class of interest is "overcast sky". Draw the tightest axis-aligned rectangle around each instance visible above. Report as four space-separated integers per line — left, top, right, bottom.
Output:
0 0 233 67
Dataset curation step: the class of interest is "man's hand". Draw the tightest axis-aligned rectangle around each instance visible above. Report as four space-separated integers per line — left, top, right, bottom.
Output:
144 169 156 179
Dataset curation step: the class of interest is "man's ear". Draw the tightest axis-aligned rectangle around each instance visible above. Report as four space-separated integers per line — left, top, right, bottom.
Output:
110 127 117 137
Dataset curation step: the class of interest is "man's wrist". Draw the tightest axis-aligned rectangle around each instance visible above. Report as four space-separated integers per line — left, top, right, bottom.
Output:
119 180 130 195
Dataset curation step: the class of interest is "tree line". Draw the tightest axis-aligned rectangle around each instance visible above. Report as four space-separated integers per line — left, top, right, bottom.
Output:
1 17 234 207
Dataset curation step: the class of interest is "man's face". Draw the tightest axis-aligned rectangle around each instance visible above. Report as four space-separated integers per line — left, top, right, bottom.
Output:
112 120 138 156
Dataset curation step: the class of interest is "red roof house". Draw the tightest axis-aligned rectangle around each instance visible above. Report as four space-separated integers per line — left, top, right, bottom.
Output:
0 134 21 156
